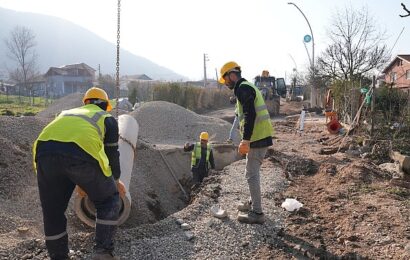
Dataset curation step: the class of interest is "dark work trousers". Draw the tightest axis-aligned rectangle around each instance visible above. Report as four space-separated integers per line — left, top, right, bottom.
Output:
192 167 208 184
36 154 119 259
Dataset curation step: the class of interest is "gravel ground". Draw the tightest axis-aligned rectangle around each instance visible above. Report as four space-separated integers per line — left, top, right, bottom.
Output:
1 154 287 259
0 99 293 259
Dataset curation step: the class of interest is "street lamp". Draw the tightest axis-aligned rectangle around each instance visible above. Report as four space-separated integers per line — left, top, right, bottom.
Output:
287 2 314 70
288 2 316 106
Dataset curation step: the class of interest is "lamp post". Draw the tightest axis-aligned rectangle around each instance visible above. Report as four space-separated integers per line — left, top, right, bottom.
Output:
288 2 316 106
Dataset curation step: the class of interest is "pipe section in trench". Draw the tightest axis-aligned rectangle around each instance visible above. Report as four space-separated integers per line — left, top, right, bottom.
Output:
73 114 139 227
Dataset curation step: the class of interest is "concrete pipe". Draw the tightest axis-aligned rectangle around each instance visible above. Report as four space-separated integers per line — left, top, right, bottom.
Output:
74 114 139 227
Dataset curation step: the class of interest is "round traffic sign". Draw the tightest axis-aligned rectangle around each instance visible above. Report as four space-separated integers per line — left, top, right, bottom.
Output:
304 34 312 43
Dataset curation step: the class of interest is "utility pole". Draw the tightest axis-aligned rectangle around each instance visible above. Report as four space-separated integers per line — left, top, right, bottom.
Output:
98 64 102 79
203 53 209 88
215 68 220 90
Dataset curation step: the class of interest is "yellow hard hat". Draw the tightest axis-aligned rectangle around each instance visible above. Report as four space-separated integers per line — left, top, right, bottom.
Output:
219 61 241 84
199 131 209 141
83 87 112 111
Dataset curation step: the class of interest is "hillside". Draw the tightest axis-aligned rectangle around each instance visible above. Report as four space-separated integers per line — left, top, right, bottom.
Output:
0 7 185 81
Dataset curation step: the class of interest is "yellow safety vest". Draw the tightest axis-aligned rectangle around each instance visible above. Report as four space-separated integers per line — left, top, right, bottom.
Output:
236 81 274 142
191 142 211 168
33 104 113 177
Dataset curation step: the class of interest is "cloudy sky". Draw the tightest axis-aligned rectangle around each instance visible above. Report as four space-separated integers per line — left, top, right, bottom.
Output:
1 0 409 81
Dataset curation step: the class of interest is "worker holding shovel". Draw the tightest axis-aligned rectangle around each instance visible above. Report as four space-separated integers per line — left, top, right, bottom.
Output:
33 87 124 260
219 61 274 224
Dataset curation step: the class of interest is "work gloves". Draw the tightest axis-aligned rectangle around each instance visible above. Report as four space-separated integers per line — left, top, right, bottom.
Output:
238 140 250 155
116 179 126 198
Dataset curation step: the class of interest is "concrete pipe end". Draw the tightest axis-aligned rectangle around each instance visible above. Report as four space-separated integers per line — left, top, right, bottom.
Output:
74 194 131 227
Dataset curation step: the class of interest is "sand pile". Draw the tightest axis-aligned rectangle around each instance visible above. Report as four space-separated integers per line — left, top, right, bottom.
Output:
0 116 51 250
130 101 239 145
36 93 84 118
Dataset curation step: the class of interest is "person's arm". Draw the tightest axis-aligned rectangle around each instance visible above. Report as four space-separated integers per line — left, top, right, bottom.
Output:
104 116 121 180
184 143 195 152
237 84 256 141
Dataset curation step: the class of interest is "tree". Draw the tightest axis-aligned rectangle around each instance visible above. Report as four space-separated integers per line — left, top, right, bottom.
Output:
317 6 389 81
4 26 39 104
98 74 116 98
128 87 137 105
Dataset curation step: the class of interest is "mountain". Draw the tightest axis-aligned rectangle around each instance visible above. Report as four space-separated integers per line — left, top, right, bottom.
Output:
0 7 186 81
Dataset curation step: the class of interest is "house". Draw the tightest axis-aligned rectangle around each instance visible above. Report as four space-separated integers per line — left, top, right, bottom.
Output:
382 55 410 89
121 74 154 97
44 63 95 97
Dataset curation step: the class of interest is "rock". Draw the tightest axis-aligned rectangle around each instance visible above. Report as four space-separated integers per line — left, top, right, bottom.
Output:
181 223 191 230
175 218 184 225
390 151 410 175
184 231 195 241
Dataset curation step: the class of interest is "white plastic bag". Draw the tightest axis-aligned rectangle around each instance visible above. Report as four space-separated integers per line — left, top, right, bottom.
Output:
281 198 303 212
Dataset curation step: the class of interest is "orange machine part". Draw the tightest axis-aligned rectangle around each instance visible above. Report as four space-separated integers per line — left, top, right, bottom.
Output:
327 119 342 134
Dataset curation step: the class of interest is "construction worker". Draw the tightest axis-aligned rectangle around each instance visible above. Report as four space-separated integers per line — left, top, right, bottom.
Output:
219 61 274 224
184 131 215 187
33 87 124 260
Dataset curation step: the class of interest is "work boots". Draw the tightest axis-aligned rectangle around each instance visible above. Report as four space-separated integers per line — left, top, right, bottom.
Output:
237 200 252 212
237 210 265 224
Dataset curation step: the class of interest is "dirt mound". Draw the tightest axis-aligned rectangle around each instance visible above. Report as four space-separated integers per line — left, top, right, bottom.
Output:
36 93 83 118
0 116 50 198
130 101 239 145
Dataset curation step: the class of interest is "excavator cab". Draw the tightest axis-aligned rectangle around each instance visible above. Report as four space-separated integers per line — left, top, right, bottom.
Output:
253 70 281 116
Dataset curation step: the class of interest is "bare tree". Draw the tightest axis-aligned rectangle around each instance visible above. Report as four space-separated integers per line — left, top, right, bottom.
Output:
317 6 390 81
400 3 410 17
4 26 39 104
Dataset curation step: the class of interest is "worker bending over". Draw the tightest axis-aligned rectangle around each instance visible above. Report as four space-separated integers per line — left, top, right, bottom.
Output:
33 87 124 260
184 132 215 186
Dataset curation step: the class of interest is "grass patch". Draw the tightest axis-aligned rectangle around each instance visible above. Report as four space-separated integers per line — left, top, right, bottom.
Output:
359 184 377 194
0 94 49 116
386 187 410 198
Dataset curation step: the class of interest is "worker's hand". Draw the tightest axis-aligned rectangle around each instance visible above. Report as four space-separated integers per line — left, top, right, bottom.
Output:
184 142 190 150
238 140 250 155
116 179 126 198
76 185 87 198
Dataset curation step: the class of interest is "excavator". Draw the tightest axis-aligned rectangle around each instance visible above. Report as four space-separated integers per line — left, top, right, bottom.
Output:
253 70 285 116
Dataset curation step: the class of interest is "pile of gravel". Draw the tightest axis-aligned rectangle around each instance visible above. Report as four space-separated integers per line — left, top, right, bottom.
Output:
36 93 84 118
2 152 288 259
131 101 239 145
0 116 51 252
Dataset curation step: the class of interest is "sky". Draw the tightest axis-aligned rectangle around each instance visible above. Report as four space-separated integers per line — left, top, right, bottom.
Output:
0 0 409 81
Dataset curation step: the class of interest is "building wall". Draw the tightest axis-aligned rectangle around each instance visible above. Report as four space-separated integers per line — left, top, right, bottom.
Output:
46 75 93 97
384 60 410 89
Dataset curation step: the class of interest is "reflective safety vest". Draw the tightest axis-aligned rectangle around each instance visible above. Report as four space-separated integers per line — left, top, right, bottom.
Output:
33 104 113 177
191 142 211 168
236 81 274 142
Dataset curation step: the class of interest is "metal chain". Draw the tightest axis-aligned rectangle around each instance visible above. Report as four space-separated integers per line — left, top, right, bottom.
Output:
115 0 121 119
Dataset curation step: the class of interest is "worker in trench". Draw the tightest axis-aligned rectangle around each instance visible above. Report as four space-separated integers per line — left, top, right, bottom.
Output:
184 131 215 189
33 87 125 260
219 61 274 224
